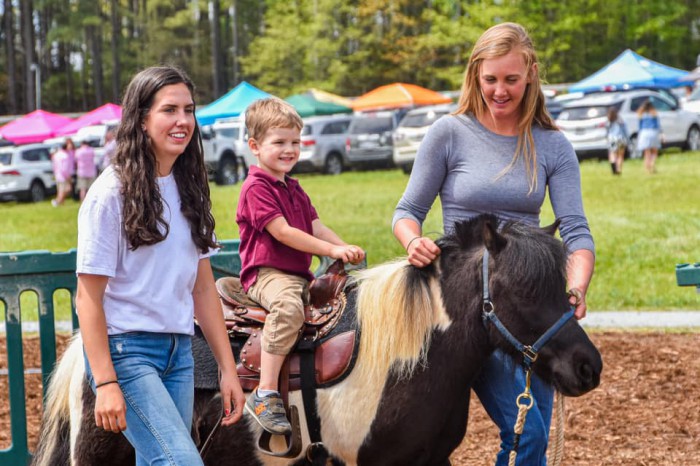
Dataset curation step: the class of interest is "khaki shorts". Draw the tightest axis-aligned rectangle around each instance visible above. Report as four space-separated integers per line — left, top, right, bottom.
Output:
247 267 310 355
57 181 71 194
76 176 95 191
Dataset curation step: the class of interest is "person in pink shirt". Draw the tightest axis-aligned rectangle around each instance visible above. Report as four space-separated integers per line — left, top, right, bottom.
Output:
75 139 97 201
51 139 75 206
101 129 117 169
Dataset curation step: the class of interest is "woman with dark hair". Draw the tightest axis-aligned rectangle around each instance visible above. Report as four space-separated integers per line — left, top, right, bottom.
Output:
393 23 595 466
75 66 245 465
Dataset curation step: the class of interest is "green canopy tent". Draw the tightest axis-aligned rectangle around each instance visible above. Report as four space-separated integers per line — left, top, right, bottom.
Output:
285 93 352 117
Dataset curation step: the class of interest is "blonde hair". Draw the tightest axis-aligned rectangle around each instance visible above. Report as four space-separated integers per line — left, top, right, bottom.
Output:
245 97 303 141
454 22 556 193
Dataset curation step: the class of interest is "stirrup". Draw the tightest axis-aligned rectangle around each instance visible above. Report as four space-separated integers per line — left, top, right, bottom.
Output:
256 404 302 458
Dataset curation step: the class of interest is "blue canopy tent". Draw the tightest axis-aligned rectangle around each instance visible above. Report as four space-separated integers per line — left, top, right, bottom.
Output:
569 50 694 94
196 82 271 126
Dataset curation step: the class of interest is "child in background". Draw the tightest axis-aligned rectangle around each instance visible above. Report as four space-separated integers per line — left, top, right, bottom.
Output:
637 100 662 174
237 97 365 435
606 107 628 175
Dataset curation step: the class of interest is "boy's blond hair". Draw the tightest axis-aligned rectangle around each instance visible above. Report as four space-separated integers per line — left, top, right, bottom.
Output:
245 97 303 141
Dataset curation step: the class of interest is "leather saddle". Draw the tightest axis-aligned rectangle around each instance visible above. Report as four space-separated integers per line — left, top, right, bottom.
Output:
215 260 357 392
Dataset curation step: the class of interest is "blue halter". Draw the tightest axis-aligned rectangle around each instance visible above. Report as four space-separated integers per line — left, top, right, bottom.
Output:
481 248 575 369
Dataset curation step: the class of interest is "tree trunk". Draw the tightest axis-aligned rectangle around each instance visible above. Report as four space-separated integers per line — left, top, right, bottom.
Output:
230 2 239 86
111 0 121 102
209 0 224 97
20 0 35 111
3 0 18 114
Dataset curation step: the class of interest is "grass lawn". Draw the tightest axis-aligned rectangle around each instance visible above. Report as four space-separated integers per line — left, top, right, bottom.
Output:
1 151 699 321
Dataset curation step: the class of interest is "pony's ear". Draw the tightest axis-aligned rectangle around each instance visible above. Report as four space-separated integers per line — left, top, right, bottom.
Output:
541 219 561 237
483 217 507 253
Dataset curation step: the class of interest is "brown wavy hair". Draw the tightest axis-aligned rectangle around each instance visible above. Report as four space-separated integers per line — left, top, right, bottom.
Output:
113 66 217 253
454 22 556 193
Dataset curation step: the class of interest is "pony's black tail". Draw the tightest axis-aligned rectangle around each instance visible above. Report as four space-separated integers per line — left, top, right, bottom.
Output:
32 333 85 466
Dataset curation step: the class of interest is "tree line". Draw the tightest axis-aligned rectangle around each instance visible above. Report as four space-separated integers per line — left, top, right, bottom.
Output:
2 0 699 115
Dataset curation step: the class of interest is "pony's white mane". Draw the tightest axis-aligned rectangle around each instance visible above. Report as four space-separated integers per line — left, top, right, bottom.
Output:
317 259 450 463
354 258 449 382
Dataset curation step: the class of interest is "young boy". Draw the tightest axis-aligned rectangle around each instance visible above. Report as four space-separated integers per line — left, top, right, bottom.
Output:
237 98 365 435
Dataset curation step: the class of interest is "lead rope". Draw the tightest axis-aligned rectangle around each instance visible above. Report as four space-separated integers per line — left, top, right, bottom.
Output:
507 369 534 466
507 383 566 466
548 391 566 466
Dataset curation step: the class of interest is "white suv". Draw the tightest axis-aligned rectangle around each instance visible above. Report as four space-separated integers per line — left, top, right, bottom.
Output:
201 117 255 185
392 104 455 174
556 89 700 159
0 144 55 202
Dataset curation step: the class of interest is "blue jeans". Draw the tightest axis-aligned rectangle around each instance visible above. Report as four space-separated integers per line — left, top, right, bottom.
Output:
85 332 202 466
472 348 554 466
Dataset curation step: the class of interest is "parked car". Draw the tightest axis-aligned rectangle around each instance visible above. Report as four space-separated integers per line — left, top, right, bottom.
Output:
556 89 700 159
392 104 455 174
0 143 55 202
201 117 254 185
295 114 353 175
345 110 403 170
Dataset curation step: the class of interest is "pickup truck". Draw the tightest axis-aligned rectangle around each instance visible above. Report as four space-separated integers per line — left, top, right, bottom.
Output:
201 117 256 185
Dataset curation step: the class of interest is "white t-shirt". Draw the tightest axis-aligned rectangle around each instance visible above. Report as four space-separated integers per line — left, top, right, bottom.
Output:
76 166 214 335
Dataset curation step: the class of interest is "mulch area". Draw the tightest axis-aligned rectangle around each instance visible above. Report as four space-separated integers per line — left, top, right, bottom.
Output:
2 331 699 465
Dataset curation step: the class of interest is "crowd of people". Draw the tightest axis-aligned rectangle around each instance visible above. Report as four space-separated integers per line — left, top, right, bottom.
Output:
50 129 116 206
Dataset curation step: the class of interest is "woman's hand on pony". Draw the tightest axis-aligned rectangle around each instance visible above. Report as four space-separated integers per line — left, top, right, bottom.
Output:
406 236 441 268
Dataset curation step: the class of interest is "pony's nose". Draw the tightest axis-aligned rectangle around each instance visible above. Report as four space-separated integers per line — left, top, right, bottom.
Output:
577 353 603 390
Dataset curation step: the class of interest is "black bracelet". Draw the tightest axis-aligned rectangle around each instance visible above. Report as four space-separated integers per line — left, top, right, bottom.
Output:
95 380 119 389
406 236 422 252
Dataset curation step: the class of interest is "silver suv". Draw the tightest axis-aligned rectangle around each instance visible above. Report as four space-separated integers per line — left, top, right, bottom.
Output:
556 89 700 159
0 144 55 202
296 115 353 175
392 104 455 174
345 110 403 170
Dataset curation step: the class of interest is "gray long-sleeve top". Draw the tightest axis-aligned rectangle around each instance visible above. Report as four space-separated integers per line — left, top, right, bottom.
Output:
392 114 595 255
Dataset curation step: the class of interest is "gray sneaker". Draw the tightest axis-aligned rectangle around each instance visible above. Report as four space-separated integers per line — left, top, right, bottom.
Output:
245 390 292 435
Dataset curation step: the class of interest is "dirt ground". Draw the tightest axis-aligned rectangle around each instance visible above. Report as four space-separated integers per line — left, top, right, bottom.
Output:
2 331 699 465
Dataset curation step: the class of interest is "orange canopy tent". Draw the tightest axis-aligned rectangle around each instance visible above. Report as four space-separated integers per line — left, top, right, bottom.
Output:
351 83 451 111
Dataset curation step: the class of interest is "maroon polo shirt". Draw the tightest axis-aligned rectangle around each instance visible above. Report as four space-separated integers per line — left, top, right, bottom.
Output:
236 166 319 291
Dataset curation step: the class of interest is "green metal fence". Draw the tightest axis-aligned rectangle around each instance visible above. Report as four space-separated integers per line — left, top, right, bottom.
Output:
0 249 79 466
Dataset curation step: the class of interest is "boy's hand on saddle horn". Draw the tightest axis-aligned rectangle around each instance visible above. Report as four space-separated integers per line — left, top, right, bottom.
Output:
407 237 441 268
330 244 365 265
94 383 127 433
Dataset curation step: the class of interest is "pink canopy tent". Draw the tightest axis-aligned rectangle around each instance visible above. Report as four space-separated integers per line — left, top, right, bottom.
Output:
0 110 74 145
57 103 122 136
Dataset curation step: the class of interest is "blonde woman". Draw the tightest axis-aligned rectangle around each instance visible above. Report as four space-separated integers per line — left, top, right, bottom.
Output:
393 23 594 466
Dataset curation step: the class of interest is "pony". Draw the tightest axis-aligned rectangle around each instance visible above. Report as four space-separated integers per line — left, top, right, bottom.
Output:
32 214 602 466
